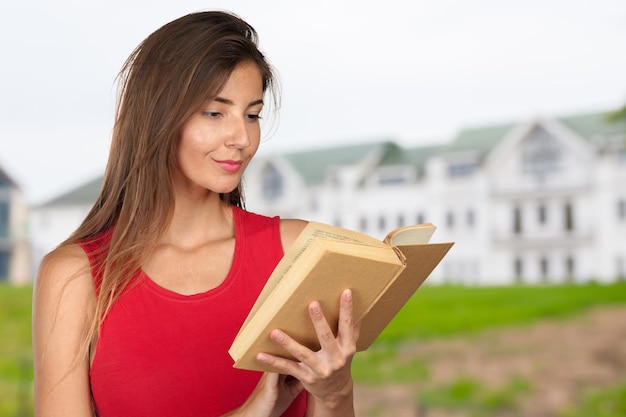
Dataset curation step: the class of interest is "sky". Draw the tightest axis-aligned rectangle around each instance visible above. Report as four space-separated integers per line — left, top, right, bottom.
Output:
1 0 625 204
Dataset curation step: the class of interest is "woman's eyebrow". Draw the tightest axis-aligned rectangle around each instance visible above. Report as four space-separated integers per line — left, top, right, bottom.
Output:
213 97 264 107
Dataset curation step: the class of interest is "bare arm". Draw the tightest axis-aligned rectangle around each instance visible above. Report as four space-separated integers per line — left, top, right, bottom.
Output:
32 244 96 417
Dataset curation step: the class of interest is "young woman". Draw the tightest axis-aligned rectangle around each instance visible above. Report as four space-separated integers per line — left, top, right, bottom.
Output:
32 11 358 417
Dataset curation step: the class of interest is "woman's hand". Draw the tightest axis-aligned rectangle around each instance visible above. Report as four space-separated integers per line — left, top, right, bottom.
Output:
256 289 360 416
224 372 303 417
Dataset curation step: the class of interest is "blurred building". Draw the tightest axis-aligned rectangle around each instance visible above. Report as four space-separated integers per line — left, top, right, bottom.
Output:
0 166 30 284
29 176 102 275
246 111 626 284
30 111 626 284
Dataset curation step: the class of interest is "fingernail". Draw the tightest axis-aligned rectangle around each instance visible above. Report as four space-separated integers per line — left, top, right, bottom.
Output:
310 302 321 314
345 289 352 300
271 330 284 342
257 353 268 362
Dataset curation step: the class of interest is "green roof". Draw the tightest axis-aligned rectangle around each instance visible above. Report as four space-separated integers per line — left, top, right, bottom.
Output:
401 144 444 164
558 111 626 140
283 141 390 183
41 176 102 207
282 140 446 184
376 142 413 165
441 110 626 155
443 123 515 154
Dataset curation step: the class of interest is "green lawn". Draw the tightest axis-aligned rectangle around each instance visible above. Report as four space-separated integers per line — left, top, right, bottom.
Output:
352 281 626 417
2 281 626 416
376 281 626 342
353 281 626 383
0 284 33 417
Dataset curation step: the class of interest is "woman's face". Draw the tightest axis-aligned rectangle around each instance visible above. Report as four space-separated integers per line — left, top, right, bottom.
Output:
174 60 264 198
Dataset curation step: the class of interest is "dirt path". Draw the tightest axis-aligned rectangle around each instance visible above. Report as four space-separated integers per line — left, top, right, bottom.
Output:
354 306 626 417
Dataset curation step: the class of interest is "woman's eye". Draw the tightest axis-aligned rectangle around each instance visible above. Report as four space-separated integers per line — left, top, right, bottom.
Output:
203 111 221 118
246 114 262 121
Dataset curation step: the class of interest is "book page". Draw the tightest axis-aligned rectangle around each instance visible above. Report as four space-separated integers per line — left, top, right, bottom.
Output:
274 222 386 280
384 223 436 246
237 221 386 337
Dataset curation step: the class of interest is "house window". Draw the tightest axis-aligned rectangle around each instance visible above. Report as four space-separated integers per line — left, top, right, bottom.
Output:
564 202 574 231
0 250 9 280
378 216 386 231
446 211 454 229
448 162 475 177
513 205 522 235
617 256 625 280
397 214 405 228
0 200 9 238
359 217 368 231
618 199 626 220
378 169 410 185
514 257 524 283
466 209 475 227
538 203 547 225
540 257 549 282
416 213 424 225
565 256 575 282
522 126 562 177
262 164 283 200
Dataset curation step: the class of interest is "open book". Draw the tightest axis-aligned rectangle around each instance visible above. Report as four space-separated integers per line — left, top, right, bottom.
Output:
229 221 454 372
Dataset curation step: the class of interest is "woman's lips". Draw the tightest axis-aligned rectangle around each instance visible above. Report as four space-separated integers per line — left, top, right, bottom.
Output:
215 160 244 173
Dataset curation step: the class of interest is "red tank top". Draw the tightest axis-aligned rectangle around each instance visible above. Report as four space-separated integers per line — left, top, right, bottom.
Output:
81 207 306 416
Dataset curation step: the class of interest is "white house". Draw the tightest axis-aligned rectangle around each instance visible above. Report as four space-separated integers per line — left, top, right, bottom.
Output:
245 111 626 284
0 166 31 284
29 176 102 276
30 110 626 284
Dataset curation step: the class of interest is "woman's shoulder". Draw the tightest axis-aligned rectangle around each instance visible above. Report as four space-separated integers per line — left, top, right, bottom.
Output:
40 243 91 273
35 243 95 302
235 207 308 249
279 218 309 252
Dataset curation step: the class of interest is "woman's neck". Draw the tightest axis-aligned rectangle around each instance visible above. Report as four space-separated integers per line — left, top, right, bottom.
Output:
163 192 234 250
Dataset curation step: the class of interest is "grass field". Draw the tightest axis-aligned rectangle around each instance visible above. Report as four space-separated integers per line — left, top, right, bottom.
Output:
375 280 626 342
2 281 626 416
0 284 33 417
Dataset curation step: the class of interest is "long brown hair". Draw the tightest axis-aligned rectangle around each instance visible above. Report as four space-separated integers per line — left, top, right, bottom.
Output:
62 11 278 351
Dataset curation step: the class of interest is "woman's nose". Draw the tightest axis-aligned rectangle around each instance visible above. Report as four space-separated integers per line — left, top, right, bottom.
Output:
225 117 251 149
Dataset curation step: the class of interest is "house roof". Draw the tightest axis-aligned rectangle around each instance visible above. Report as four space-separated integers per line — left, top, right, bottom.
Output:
442 123 515 154
559 111 626 140
0 165 17 188
376 142 420 165
281 140 443 184
401 144 445 164
443 110 626 156
282 141 392 183
40 176 102 207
